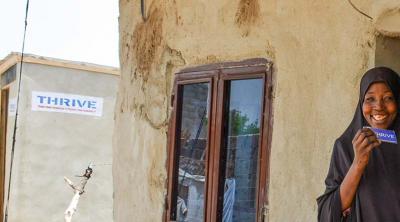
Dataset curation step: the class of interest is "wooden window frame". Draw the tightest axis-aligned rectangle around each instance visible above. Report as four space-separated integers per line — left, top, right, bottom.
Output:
165 58 274 222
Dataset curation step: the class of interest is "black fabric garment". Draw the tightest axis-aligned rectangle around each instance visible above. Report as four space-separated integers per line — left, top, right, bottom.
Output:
317 67 400 222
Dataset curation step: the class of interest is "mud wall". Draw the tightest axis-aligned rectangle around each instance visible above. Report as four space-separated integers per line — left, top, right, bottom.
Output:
114 0 400 221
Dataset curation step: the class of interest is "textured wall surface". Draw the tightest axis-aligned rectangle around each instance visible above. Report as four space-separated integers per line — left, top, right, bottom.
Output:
114 0 400 221
5 63 118 222
2 65 18 222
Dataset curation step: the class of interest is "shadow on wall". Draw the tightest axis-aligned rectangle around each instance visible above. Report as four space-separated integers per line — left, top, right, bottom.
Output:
375 35 400 74
375 8 400 74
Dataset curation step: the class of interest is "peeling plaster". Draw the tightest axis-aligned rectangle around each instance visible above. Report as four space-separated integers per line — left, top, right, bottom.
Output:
235 0 260 36
132 6 164 76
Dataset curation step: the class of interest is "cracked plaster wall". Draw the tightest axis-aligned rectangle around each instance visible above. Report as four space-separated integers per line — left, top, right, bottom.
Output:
114 0 400 221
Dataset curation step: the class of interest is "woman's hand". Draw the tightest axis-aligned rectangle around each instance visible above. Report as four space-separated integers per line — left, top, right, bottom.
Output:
352 128 381 169
340 128 381 210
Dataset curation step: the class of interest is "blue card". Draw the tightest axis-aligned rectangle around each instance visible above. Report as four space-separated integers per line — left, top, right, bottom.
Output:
364 127 398 144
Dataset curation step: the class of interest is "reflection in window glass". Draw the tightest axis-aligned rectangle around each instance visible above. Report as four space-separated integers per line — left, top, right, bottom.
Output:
222 79 263 222
175 83 209 222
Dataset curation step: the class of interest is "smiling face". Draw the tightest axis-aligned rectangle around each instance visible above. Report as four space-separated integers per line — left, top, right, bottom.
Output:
362 82 397 129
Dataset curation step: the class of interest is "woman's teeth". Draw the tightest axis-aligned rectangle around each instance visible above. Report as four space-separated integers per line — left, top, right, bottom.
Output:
372 115 387 121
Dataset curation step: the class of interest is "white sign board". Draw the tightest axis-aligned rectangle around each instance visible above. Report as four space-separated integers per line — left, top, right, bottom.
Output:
32 91 103 117
8 98 17 116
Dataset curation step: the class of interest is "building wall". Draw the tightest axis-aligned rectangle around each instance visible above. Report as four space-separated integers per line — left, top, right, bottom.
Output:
114 0 400 221
5 63 118 222
2 65 18 221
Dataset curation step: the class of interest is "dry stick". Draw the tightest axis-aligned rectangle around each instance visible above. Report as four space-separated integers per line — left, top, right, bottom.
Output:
347 0 373 20
64 165 93 222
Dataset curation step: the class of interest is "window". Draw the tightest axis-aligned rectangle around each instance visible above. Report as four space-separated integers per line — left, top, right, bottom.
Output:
166 59 273 222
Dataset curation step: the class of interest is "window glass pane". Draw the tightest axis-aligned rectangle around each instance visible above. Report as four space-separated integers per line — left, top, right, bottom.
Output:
175 83 210 222
222 79 263 222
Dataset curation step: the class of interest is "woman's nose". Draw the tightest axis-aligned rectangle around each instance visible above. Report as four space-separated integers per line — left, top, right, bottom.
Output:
374 99 384 110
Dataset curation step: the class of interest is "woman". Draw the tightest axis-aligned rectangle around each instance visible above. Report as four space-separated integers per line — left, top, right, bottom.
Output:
317 67 400 222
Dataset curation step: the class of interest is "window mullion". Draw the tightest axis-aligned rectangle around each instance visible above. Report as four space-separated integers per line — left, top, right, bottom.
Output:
208 72 226 222
203 74 216 222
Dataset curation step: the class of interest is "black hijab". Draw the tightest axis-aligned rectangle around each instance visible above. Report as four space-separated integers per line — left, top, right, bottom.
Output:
317 67 400 222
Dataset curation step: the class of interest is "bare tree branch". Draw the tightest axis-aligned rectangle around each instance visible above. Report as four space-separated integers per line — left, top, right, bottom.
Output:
64 164 93 222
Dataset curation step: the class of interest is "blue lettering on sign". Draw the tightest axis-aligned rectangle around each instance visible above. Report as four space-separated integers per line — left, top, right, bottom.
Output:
38 95 46 103
88 101 97 109
48 97 58 105
61 98 70 107
366 127 398 144
77 100 87 108
36 95 97 110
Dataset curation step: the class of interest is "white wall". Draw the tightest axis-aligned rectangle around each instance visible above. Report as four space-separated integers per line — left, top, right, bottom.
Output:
5 62 118 222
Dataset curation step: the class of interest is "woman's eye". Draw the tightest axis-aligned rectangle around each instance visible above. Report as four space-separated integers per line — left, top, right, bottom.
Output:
384 96 395 102
365 97 374 103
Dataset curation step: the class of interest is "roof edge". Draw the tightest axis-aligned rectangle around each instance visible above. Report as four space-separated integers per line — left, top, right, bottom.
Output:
0 52 120 76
